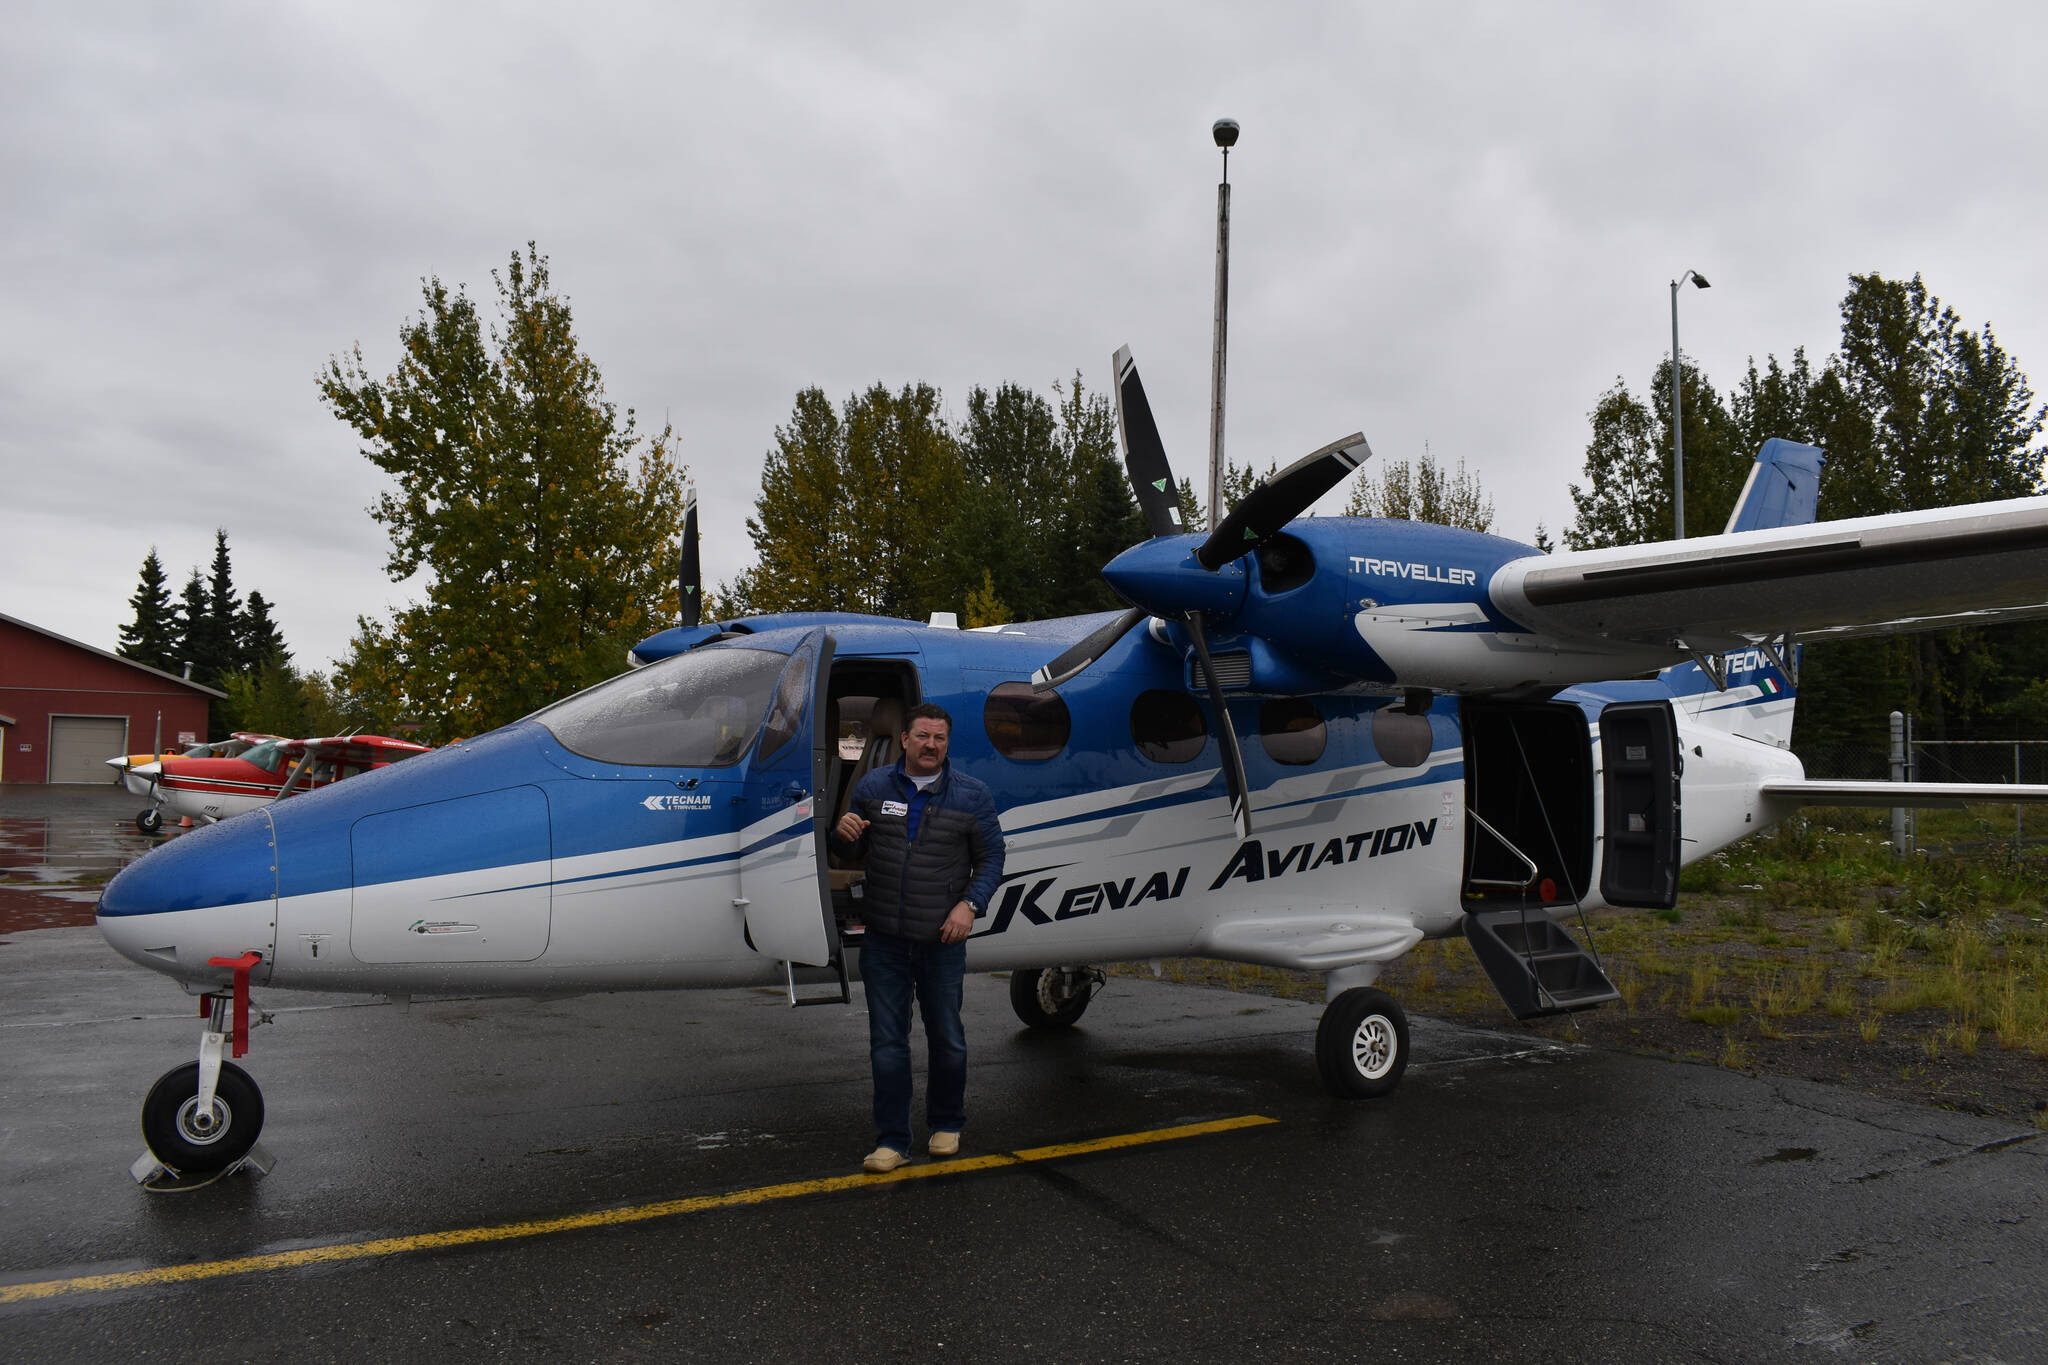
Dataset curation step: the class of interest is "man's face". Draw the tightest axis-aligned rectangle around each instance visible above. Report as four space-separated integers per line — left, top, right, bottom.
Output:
902 718 950 777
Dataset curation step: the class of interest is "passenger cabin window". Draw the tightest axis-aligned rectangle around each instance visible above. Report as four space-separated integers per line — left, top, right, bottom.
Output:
984 681 1070 761
1131 690 1207 763
1259 698 1327 765
532 644 787 767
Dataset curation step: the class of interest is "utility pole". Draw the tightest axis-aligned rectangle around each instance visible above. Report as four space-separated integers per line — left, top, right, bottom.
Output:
1669 269 1710 539
1207 118 1239 530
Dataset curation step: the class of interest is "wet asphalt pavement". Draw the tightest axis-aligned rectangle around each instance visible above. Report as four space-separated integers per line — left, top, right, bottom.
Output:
1 788 2044 1362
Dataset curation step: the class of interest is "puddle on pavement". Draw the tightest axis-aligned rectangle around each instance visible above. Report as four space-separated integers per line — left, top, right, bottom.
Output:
0 813 190 936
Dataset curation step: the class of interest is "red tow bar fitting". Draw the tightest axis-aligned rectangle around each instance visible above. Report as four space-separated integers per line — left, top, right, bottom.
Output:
206 952 263 1058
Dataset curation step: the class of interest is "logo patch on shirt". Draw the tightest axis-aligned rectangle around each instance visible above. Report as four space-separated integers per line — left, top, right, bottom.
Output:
881 800 909 817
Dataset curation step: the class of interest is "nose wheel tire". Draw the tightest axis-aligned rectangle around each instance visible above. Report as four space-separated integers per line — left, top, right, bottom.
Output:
135 808 163 834
141 1060 265 1173
1010 966 1097 1029
1315 987 1410 1098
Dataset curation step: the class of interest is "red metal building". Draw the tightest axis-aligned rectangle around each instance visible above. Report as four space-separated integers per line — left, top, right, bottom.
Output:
0 612 225 784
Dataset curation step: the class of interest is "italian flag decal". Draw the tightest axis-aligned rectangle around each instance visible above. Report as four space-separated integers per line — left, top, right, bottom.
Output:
1760 678 1781 695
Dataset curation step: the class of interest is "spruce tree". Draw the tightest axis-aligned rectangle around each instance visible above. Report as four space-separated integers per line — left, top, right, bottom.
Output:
175 570 208 680
117 548 179 672
239 590 288 670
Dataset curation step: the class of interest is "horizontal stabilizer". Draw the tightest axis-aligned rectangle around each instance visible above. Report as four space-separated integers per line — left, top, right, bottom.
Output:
1761 779 2048 808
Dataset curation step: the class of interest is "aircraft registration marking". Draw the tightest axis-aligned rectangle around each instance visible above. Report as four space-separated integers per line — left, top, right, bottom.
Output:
0 1115 1277 1304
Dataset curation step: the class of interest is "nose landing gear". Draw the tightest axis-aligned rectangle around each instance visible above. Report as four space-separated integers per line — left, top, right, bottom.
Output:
133 951 274 1186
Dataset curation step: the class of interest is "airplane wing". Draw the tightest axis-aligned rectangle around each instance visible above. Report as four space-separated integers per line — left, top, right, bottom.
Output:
299 735 433 765
1761 779 2048 808
1490 495 2048 651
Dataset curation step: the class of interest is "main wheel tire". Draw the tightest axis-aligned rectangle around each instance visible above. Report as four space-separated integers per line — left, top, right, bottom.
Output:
141 1061 265 1173
135 808 164 834
1010 967 1095 1029
1315 987 1410 1099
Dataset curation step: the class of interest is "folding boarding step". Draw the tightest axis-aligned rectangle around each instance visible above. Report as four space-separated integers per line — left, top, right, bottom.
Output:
1462 908 1620 1020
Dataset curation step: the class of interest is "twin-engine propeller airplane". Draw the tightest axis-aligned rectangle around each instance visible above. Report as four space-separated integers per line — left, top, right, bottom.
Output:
99 347 2048 1177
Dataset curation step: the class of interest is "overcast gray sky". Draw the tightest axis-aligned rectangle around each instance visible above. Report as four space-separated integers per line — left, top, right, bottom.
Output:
6 1 2044 672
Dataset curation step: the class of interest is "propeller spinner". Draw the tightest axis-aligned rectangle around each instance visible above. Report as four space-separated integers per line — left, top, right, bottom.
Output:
1032 346 1369 837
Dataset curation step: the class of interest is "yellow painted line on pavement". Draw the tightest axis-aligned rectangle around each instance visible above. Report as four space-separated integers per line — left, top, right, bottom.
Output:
0 1114 1277 1304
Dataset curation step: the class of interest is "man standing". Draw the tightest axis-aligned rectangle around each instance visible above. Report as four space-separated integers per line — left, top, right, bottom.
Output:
831 702 1004 1173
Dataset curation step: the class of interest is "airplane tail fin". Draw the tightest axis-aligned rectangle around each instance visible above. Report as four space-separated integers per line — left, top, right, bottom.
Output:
1649 438 1822 748
1661 645 1799 749
1723 438 1826 535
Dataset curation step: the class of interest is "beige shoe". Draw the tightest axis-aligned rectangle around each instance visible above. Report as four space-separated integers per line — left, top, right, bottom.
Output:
927 1131 960 1157
863 1146 908 1173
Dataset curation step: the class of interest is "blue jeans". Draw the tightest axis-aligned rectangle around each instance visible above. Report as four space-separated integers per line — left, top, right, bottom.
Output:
860 930 966 1152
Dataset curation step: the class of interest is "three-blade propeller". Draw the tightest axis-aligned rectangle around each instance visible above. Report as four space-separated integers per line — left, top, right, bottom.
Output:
1032 346 1369 838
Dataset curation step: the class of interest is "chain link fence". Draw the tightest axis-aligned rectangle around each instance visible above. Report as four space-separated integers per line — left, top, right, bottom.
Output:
1796 723 2048 859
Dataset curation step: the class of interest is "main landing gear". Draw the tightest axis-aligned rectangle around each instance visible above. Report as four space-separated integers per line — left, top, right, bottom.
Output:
1008 963 1411 1099
1009 966 1105 1029
132 952 274 1186
1315 987 1410 1098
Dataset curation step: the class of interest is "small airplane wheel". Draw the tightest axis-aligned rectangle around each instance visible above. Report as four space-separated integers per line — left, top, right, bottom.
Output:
1010 967 1095 1029
135 808 164 834
1315 987 1410 1099
141 1061 265 1173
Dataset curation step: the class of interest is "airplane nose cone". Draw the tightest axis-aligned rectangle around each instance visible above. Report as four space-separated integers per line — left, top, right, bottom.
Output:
98 811 279 984
1102 535 1248 622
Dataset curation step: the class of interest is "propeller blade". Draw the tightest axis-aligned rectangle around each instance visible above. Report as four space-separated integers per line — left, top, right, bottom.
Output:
1196 432 1371 571
1114 346 1187 539
678 487 701 629
1031 607 1148 692
1185 614 1252 838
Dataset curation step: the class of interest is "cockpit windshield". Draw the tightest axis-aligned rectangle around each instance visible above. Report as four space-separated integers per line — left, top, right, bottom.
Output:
240 739 290 774
531 645 789 767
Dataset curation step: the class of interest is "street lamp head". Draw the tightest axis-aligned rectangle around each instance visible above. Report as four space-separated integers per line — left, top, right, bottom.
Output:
1212 118 1240 149
1687 270 1710 290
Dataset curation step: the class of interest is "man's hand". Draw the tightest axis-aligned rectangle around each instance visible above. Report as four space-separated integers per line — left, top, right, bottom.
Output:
835 812 870 843
939 901 975 944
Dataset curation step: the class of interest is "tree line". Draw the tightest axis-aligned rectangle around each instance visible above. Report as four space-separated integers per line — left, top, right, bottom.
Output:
114 531 352 740
114 246 2035 757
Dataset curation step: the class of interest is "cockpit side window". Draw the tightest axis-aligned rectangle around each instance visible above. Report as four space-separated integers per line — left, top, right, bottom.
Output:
756 644 816 764
532 645 789 767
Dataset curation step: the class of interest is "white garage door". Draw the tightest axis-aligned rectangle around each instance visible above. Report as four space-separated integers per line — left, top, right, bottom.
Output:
48 716 129 784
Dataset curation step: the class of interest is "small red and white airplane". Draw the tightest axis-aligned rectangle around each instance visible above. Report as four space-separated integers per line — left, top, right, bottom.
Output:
128 733 432 831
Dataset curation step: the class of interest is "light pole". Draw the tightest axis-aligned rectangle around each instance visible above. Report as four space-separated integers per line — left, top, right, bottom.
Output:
1669 269 1710 539
1207 118 1239 530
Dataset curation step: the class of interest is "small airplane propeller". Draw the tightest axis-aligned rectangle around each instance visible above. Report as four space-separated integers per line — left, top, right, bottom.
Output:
678 484 701 630
1032 345 1370 838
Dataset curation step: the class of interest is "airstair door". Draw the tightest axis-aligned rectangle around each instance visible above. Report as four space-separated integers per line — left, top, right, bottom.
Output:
738 631 838 967
1598 700 1682 909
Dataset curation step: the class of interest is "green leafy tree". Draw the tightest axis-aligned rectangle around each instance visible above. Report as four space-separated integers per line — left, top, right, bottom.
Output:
320 245 687 742
1342 446 1495 531
1563 381 1667 549
736 383 962 619
942 376 1141 621
841 382 964 618
117 548 179 672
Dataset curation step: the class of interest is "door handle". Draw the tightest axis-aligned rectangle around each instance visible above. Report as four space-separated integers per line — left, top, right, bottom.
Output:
783 784 809 802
